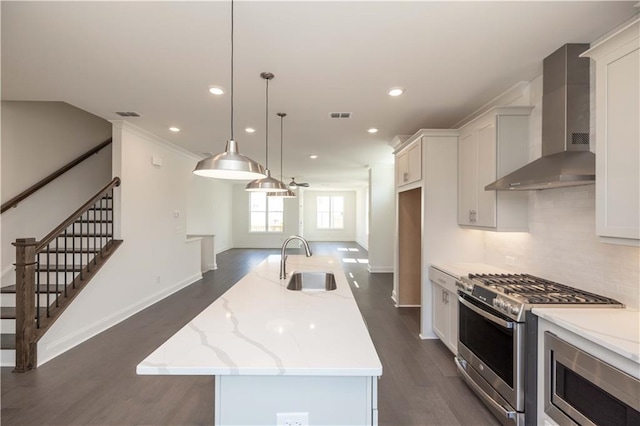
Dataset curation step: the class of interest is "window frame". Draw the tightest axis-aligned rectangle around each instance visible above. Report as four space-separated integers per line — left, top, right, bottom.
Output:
316 195 345 230
249 192 285 233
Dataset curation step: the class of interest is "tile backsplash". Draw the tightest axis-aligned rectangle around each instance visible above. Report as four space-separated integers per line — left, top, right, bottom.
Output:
484 186 640 309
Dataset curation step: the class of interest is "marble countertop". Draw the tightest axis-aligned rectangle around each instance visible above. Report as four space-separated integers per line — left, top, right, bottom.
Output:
533 307 640 363
430 262 513 280
137 255 382 377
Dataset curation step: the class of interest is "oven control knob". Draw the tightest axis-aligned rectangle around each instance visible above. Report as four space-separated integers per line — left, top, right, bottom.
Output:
465 283 473 292
494 298 504 308
510 305 520 315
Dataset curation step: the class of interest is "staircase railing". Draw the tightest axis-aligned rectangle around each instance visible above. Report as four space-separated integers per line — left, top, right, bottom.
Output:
1 138 113 214
13 177 122 372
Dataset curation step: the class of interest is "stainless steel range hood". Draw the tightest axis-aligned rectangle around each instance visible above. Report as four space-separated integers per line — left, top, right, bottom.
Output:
485 44 595 191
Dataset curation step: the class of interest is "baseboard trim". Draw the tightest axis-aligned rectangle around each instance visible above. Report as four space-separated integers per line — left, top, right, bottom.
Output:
38 272 202 366
367 266 393 273
395 304 421 308
419 333 438 340
1 264 15 287
355 238 368 250
391 291 397 304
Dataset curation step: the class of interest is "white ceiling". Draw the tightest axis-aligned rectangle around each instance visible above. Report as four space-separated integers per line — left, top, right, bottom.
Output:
2 1 638 188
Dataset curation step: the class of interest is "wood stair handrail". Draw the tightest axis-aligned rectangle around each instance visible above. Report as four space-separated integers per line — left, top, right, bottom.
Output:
36 177 120 252
1 138 113 214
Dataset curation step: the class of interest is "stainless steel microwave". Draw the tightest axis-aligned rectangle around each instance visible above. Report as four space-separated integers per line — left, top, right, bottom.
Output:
544 332 640 426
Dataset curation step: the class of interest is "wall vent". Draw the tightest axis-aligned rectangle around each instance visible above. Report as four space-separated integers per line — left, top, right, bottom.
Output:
116 111 141 117
329 112 352 119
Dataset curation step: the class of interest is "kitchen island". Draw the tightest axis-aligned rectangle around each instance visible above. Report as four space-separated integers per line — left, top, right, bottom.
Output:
137 255 382 425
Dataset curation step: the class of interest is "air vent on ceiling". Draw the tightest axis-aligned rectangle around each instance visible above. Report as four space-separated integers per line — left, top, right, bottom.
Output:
116 111 141 117
329 112 352 119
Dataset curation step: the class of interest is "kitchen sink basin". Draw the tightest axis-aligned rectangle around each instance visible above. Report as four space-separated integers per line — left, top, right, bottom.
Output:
286 272 337 291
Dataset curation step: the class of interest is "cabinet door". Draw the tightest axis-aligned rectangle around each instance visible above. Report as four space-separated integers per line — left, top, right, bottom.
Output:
407 141 422 184
458 130 477 225
475 122 497 227
596 45 640 240
447 290 458 353
432 284 447 342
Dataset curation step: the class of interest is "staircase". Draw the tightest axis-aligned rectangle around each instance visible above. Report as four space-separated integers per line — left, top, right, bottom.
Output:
0 178 122 371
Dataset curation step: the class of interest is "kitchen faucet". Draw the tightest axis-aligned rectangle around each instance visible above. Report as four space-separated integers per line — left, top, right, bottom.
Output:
280 235 312 279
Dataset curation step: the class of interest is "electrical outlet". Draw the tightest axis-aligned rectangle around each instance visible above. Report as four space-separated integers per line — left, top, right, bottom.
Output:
276 412 309 426
505 255 517 266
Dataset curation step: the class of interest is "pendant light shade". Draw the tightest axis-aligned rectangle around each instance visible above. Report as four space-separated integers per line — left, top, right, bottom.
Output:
194 140 265 179
193 0 266 180
268 113 297 198
246 72 288 192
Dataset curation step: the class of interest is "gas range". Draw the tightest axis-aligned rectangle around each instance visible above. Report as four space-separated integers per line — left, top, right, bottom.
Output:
456 273 624 322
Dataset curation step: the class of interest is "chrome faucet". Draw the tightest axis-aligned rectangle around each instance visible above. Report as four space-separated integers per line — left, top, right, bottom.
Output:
280 235 312 279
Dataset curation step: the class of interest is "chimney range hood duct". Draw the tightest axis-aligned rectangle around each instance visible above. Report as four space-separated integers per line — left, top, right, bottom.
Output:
485 44 595 191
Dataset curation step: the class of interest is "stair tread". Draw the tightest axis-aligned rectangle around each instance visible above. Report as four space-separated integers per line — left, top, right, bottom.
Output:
1 334 15 350
1 285 64 294
1 306 57 319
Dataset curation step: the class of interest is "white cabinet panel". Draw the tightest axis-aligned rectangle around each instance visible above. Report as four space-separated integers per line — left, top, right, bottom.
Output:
457 107 532 231
584 18 640 244
396 139 422 188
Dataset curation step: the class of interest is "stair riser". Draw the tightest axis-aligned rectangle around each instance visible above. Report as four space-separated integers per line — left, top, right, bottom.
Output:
1 318 15 334
1 349 15 367
1 293 59 307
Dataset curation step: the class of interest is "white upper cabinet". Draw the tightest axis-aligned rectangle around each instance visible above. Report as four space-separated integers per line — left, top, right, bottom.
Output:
396 138 422 188
583 18 640 245
457 106 533 231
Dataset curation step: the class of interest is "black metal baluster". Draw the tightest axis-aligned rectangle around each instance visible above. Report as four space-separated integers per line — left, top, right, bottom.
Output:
79 215 84 281
64 228 68 298
93 200 97 266
100 196 104 256
36 252 40 329
54 237 59 308
87 210 91 273
46 245 50 318
72 219 76 289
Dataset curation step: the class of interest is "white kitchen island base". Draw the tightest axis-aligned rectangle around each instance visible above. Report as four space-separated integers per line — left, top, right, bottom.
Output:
215 375 378 425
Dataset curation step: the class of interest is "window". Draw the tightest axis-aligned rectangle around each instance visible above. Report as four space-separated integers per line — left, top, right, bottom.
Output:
250 193 284 232
317 196 344 229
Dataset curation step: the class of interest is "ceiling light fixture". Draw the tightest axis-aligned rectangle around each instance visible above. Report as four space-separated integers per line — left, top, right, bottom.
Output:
169 127 181 132
268 113 296 198
309 155 318 159
246 73 288 192
367 128 378 133
193 0 266 180
209 87 225 95
245 127 255 133
388 87 404 97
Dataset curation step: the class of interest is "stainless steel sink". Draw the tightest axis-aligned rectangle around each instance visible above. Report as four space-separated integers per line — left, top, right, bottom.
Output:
286 272 337 291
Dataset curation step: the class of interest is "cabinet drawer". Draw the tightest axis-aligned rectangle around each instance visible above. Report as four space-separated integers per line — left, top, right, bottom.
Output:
429 266 458 293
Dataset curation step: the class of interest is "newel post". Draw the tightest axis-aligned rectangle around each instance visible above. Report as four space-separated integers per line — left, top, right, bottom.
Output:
13 238 37 372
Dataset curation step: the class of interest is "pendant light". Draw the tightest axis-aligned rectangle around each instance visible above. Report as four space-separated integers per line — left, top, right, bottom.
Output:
193 0 266 180
245 73 288 192
268 113 296 198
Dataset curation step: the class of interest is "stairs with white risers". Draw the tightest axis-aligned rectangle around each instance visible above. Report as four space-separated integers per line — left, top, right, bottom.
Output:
1 193 120 369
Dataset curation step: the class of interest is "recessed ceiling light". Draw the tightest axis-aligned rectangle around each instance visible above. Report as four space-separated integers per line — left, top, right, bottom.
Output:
309 155 318 159
368 128 378 133
388 87 404 97
169 127 180 132
209 86 225 95
245 127 256 133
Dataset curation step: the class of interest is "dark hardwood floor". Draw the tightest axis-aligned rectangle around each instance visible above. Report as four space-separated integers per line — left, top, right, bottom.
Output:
1 243 499 425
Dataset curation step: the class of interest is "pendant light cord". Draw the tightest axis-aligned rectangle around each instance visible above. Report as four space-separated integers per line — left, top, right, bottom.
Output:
265 77 269 168
279 114 284 180
230 0 234 141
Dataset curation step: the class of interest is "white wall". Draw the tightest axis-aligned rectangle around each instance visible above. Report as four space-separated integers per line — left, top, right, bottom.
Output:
1 101 112 284
187 174 233 253
368 167 395 272
483 75 640 309
37 121 202 365
231 184 299 248
355 186 368 249
302 190 357 241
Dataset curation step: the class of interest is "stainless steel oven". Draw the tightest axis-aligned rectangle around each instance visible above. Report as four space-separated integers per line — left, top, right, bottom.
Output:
454 273 623 426
455 292 525 426
544 332 640 426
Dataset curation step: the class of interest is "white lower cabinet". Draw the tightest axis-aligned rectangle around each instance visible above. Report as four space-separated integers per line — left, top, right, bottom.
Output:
430 267 458 354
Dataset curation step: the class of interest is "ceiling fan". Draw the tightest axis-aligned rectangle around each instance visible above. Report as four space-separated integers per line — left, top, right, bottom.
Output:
288 177 309 188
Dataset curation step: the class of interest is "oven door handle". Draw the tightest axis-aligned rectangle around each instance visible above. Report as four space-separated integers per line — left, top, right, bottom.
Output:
458 296 514 329
455 357 517 421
